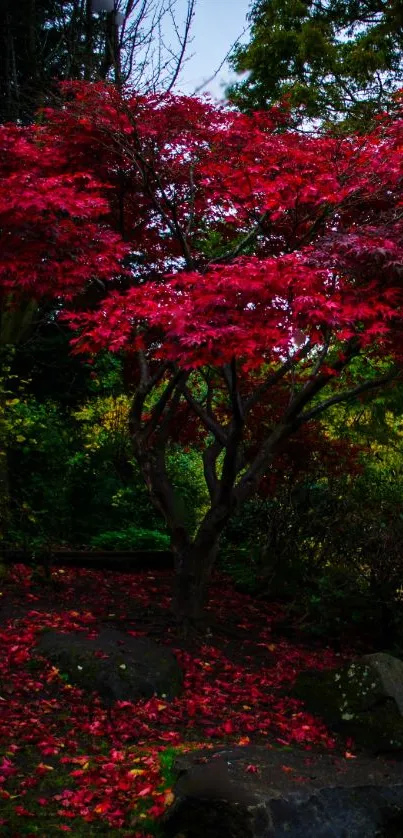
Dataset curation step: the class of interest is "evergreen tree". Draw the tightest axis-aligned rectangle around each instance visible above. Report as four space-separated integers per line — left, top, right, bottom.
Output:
228 0 403 129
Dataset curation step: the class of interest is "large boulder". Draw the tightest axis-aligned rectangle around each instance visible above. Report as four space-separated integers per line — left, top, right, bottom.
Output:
294 652 403 752
36 628 182 704
164 745 403 838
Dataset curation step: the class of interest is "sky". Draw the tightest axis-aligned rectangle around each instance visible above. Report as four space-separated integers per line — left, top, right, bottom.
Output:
175 0 251 99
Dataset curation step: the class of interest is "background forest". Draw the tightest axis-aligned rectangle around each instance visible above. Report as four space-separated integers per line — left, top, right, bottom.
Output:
2 0 403 643
3 327 403 645
3 2 403 836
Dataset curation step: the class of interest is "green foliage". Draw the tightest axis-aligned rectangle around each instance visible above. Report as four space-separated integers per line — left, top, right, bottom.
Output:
220 497 271 592
304 571 378 640
90 527 170 551
219 548 261 594
228 0 403 129
13 317 96 408
166 447 209 537
2 388 155 548
5 397 73 549
3 364 208 550
158 746 178 788
222 461 403 644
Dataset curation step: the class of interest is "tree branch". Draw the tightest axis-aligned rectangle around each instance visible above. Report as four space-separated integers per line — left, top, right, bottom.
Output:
223 357 244 422
153 373 190 445
142 369 189 442
203 440 222 501
213 211 269 263
310 329 332 378
235 421 293 505
296 368 401 425
124 137 196 269
130 356 171 428
244 341 312 414
166 0 196 92
182 385 228 445
284 337 360 422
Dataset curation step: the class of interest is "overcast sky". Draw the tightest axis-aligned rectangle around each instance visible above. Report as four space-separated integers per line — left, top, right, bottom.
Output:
175 0 251 99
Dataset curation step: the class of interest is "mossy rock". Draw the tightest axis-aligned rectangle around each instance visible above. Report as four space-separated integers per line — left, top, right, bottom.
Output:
36 627 183 706
294 653 403 752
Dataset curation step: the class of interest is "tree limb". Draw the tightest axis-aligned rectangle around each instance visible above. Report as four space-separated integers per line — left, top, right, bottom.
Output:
244 341 312 414
142 369 189 442
203 440 222 501
183 385 228 445
213 211 269 263
296 368 401 425
284 337 360 422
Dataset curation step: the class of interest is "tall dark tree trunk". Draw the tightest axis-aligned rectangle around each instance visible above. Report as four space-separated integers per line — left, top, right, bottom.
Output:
0 441 10 541
135 441 233 626
84 0 94 81
2 8 19 122
172 542 218 624
0 353 11 550
171 502 233 626
100 10 121 84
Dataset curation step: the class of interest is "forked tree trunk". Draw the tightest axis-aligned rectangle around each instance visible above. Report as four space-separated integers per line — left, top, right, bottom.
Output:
134 440 234 627
171 504 231 627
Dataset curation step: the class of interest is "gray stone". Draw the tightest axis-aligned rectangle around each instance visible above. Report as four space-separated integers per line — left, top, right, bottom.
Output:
163 745 403 838
360 653 403 714
36 627 182 704
294 653 403 753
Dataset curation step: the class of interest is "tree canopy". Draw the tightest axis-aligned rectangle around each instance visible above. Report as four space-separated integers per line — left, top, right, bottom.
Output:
228 0 403 129
2 81 402 621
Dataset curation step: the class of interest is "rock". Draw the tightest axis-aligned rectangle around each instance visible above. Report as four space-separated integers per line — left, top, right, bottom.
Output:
163 745 403 838
294 652 403 753
36 628 182 704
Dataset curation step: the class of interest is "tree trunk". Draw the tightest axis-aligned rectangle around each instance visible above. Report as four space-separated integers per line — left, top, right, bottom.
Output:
171 503 232 627
0 350 11 545
172 540 219 627
0 446 10 541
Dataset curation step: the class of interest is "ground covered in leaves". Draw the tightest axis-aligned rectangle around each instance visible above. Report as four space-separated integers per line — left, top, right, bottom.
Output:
0 564 349 836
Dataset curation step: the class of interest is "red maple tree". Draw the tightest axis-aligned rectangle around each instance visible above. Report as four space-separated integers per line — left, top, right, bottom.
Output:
0 120 127 315
4 83 403 625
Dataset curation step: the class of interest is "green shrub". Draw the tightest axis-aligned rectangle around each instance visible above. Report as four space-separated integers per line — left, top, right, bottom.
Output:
90 527 170 551
219 546 262 593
